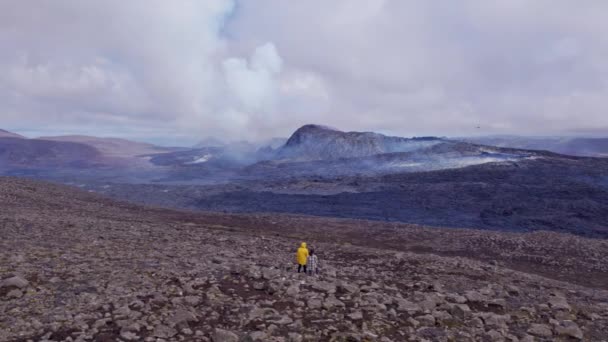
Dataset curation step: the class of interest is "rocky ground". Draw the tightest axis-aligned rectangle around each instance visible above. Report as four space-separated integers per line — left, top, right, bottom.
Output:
1 177 608 341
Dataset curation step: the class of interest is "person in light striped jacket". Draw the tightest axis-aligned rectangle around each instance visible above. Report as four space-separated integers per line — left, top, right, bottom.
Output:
307 249 319 275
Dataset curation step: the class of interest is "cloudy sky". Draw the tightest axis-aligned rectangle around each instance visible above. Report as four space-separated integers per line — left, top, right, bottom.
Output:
1 1 608 145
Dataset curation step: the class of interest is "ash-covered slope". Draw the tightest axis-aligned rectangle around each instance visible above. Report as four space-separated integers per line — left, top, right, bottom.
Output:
0 137 104 170
1 177 608 341
38 135 178 158
0 129 25 139
0 135 185 180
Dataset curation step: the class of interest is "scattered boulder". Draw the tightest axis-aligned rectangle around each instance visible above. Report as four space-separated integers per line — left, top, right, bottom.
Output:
311 281 337 294
214 328 239 342
394 298 422 314
528 323 553 338
556 321 583 340
348 311 364 321
548 296 571 312
120 331 139 341
323 296 345 310
286 283 300 296
166 308 198 327
6 289 23 298
246 331 267 341
450 304 472 319
416 314 436 326
307 298 323 310
1 276 29 289
153 324 178 338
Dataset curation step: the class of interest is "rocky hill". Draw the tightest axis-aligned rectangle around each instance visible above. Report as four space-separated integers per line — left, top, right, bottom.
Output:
1 177 608 341
275 125 444 161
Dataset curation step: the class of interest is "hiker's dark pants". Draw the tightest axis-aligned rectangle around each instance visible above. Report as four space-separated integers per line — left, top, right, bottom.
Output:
298 264 307 273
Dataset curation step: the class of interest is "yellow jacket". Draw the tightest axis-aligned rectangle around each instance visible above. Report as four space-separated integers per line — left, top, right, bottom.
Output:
296 242 309 265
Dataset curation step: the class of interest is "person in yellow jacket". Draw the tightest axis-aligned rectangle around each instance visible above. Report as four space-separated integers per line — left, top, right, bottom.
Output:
296 242 309 273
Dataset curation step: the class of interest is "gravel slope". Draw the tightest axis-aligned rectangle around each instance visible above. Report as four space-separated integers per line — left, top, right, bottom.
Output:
1 177 608 341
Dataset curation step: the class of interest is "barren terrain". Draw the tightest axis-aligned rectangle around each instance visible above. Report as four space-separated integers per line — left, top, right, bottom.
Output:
1 177 608 341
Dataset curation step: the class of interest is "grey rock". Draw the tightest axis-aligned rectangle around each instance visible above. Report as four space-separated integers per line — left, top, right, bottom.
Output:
288 332 303 342
556 321 583 340
548 297 571 311
246 331 267 341
307 298 323 310
120 331 139 341
113 305 131 318
286 283 300 296
464 290 485 303
312 281 337 294
338 282 359 294
527 323 553 338
484 330 504 341
348 311 364 320
269 315 293 325
407 317 420 328
184 295 201 306
249 307 280 321
214 328 239 342
506 285 520 296
129 299 145 310
394 298 422 314
6 289 23 298
450 304 471 319
93 318 112 329
1 276 29 289
153 324 177 338
323 296 345 310
520 335 535 342
416 314 436 326
262 267 280 280
432 310 453 324
480 313 510 330
166 308 198 327
446 294 467 304
489 298 507 310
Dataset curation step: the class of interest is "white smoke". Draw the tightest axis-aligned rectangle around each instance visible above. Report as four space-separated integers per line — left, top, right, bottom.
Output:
223 43 282 113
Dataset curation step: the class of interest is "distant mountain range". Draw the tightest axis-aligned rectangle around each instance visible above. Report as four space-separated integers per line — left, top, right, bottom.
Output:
38 135 177 158
0 130 181 172
463 135 608 157
1 125 606 182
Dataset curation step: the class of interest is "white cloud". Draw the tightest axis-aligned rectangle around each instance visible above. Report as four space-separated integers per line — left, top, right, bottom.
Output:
2 0 608 144
226 0 608 137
